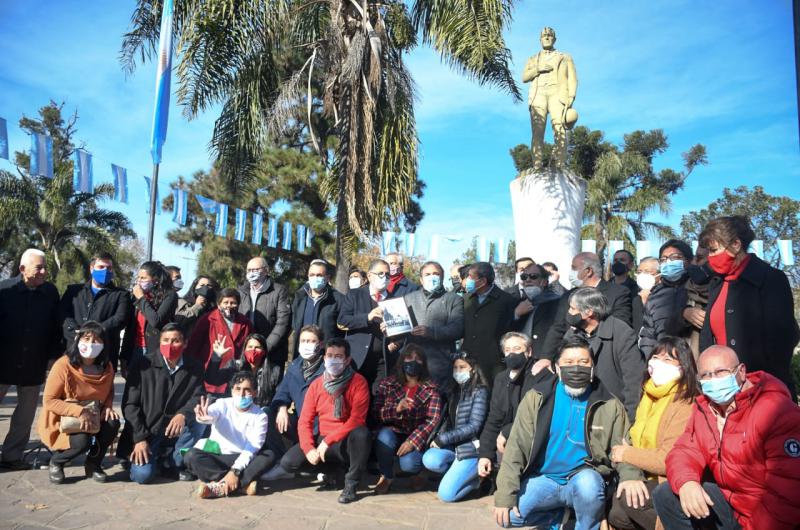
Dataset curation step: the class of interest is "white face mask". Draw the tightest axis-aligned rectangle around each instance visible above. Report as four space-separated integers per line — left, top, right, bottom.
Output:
569 269 583 288
523 285 543 300
348 277 363 289
648 358 682 386
422 274 442 292
636 272 657 291
78 342 103 359
298 342 319 360
372 276 389 291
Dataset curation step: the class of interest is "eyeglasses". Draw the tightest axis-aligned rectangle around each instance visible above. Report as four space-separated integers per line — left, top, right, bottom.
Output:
246 267 266 273
698 365 740 381
659 253 685 263
369 271 388 278
519 273 541 281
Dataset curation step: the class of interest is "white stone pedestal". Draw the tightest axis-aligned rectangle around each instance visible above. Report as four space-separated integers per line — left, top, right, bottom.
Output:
509 168 587 281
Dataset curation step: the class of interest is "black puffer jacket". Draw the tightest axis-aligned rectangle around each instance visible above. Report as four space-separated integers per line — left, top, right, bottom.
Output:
638 276 688 359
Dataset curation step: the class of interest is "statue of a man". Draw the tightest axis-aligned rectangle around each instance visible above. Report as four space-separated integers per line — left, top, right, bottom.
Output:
523 27 578 170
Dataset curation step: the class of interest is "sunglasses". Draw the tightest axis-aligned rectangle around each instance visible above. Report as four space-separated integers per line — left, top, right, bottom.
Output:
519 273 541 281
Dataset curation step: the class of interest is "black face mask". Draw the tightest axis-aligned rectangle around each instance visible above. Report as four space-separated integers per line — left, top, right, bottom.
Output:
611 262 628 276
503 353 528 371
559 365 593 389
451 279 462 292
195 285 212 298
687 264 712 286
403 360 423 378
566 312 584 328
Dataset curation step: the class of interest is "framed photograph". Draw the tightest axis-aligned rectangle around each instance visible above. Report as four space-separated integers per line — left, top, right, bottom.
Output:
378 297 414 337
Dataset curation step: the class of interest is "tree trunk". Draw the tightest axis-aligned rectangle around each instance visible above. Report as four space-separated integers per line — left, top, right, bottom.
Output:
333 178 352 292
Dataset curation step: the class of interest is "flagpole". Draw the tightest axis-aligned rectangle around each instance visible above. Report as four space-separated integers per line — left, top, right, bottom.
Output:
146 163 159 261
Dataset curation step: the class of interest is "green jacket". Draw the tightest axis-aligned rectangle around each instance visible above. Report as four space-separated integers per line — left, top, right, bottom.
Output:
494 374 639 508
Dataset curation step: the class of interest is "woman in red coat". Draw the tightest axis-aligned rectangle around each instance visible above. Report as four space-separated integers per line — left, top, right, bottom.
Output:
187 288 253 396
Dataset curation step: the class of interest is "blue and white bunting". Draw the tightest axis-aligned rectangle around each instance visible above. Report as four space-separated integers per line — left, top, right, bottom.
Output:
635 240 652 262
111 164 128 203
194 194 218 215
495 238 508 264
607 240 624 260
748 240 764 260
777 240 794 267
581 240 597 254
305 228 313 249
234 208 247 241
476 236 489 262
72 149 93 193
297 225 307 252
251 213 264 245
0 117 8 160
215 204 228 237
172 188 188 225
282 222 293 250
381 231 395 256
267 218 278 247
143 175 159 214
428 235 440 260
404 233 416 257
150 0 174 165
30 132 54 178
691 240 699 254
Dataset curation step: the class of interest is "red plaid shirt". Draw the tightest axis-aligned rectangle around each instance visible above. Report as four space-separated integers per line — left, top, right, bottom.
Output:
373 376 443 451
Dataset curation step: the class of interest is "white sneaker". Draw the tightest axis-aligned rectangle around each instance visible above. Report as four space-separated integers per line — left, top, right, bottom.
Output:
260 465 294 481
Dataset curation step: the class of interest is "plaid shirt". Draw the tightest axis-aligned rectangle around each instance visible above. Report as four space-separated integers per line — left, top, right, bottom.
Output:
373 375 443 451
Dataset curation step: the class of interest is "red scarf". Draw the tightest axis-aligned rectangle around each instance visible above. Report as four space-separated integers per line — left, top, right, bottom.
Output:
709 254 751 347
388 272 404 294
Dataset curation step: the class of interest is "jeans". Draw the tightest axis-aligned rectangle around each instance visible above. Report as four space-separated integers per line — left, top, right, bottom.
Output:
51 419 121 467
375 427 423 479
422 447 479 502
129 420 205 484
0 384 41 463
509 468 605 530
653 481 742 530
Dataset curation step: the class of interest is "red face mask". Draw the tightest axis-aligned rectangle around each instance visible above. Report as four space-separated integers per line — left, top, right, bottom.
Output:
244 347 265 366
160 343 184 362
708 250 736 276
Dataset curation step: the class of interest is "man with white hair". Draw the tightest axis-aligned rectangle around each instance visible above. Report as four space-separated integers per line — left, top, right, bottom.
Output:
0 249 62 469
384 253 420 298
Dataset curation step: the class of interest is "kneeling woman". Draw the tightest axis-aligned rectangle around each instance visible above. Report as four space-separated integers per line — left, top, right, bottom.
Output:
372 344 443 493
422 353 489 502
608 337 698 530
39 321 120 484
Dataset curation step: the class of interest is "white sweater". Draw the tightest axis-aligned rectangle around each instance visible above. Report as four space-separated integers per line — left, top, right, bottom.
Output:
199 398 268 470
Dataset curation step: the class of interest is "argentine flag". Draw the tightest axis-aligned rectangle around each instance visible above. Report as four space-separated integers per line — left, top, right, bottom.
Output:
381 232 395 256
477 236 489 262
0 117 8 160
404 233 416 257
172 188 188 225
215 204 229 237
428 235 440 260
495 238 508 264
234 208 247 241
150 0 174 165
251 213 263 245
30 132 54 178
778 240 794 266
112 164 128 203
282 222 292 250
195 195 218 216
296 225 307 252
267 218 278 247
72 149 93 193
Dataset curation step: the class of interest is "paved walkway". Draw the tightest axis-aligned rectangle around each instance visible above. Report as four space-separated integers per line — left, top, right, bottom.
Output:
0 383 498 530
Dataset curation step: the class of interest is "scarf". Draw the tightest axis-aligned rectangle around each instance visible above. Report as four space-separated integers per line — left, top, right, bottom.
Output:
629 378 678 449
323 365 356 419
388 272 405 294
302 354 324 381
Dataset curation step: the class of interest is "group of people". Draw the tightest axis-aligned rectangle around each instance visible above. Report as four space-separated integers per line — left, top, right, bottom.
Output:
0 214 799 529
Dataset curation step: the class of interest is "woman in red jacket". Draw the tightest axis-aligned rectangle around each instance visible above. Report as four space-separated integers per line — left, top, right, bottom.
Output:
186 288 252 396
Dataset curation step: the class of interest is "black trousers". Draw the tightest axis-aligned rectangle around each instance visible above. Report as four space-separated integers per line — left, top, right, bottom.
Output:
51 419 121 466
607 479 659 530
279 425 370 487
265 408 299 457
183 447 276 486
653 481 743 530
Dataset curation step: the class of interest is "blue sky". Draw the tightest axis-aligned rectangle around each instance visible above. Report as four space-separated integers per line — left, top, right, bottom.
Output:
1 0 797 280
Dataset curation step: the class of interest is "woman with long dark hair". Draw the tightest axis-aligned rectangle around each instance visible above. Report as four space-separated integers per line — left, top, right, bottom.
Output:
372 343 443 493
175 275 218 335
422 352 489 502
39 321 120 484
608 336 699 530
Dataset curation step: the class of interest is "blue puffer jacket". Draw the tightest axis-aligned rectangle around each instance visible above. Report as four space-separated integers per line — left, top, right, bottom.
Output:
435 384 489 460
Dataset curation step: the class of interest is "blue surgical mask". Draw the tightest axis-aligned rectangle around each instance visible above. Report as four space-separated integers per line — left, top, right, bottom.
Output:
91 268 112 286
235 395 254 409
464 278 478 294
453 370 471 385
422 275 442 292
659 260 685 281
308 276 327 291
700 373 741 405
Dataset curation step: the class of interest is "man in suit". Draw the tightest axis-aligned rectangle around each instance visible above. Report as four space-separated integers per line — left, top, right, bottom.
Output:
385 253 420 299
504 257 536 300
462 262 518 382
290 259 342 355
540 252 633 362
511 263 560 373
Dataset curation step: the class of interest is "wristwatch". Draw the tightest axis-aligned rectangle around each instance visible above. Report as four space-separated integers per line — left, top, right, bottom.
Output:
231 467 242 477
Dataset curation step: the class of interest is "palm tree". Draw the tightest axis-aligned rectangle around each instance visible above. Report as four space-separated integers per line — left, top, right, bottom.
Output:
121 0 520 288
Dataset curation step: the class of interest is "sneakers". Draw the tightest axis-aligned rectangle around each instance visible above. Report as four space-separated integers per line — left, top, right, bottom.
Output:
370 475 392 495
48 462 65 484
178 470 197 481
196 481 228 499
316 474 338 491
338 482 358 504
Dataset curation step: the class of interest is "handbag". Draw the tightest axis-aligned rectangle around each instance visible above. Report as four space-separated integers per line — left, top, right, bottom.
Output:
59 399 101 435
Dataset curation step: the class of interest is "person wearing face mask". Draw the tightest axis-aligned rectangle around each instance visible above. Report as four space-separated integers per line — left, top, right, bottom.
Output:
267 339 371 504
119 324 206 484
186 288 253 396
638 240 692 360
120 261 178 374
632 257 660 335
510 263 560 369
237 256 292 384
0 249 62 471
504 257 536 300
61 252 132 372
405 261 465 389
697 216 799 395
607 337 699 530
448 263 464 294
561 287 645 420
654 345 800 530
461 262 518 383
337 259 395 389
39 322 120 484
612 249 639 297
540 252 633 363
239 333 271 405
165 265 184 292
674 246 711 359
184 371 271 498
422 353 489 502
291 259 343 358
372 344 443 494
493 337 632 529
347 266 368 291
175 275 219 336
384 252 420 298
